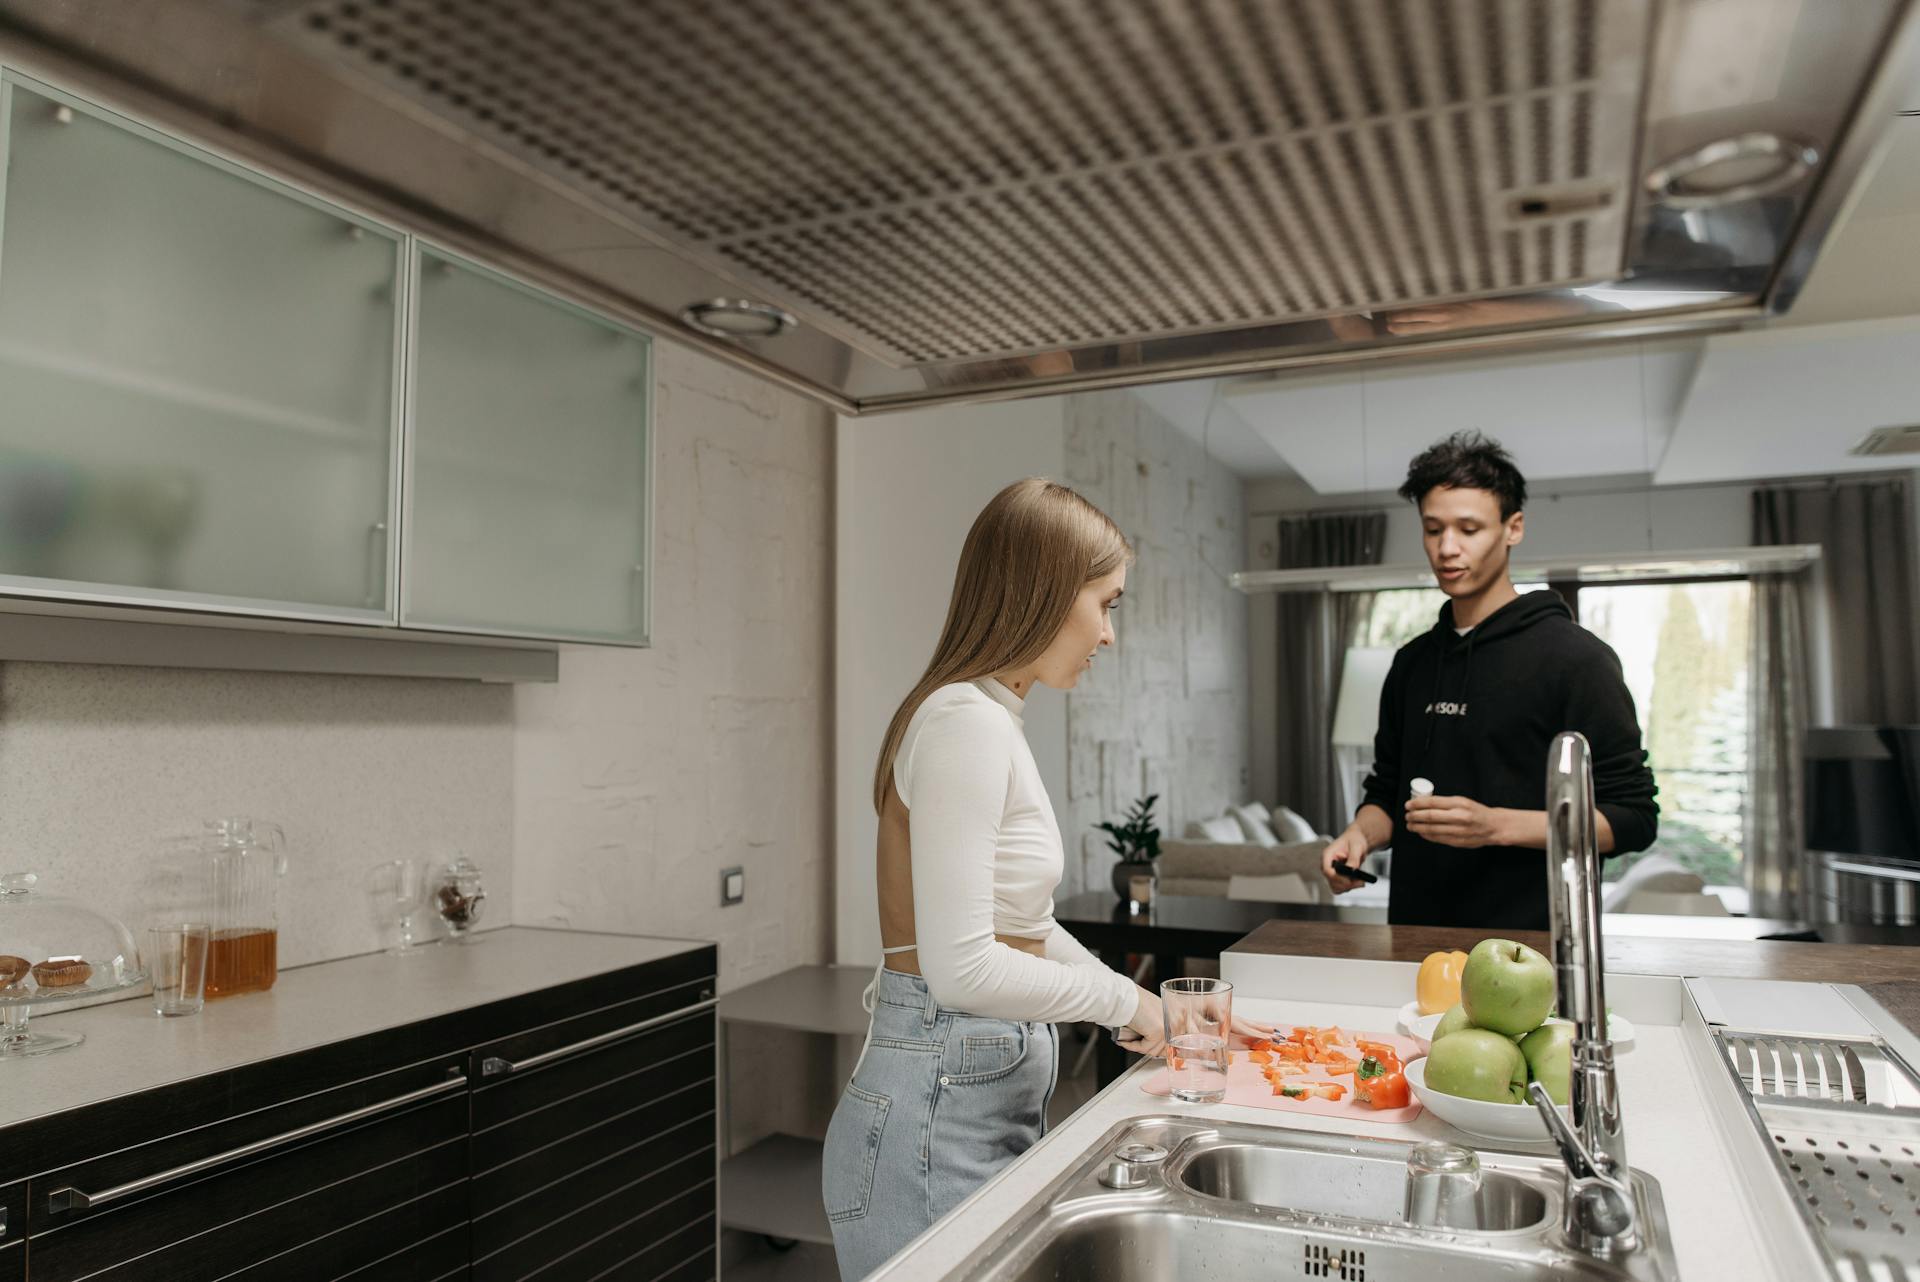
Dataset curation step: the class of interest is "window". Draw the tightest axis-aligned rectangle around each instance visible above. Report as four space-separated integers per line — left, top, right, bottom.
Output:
1577 581 1751 891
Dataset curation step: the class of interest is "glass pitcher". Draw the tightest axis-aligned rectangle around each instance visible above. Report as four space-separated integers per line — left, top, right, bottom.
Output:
151 818 287 998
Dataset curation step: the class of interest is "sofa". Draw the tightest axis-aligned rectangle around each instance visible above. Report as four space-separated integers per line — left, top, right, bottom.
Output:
1154 800 1390 905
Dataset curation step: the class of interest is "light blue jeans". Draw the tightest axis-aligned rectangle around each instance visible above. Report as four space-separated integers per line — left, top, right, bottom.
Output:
822 968 1059 1281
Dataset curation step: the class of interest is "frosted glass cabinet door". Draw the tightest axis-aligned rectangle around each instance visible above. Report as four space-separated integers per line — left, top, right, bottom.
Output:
406 250 651 644
0 77 401 619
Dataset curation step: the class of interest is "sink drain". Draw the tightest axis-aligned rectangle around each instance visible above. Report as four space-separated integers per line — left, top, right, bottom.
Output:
1304 1240 1366 1280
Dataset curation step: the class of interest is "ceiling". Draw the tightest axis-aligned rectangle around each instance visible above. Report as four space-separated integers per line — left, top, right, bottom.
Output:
1140 116 1920 488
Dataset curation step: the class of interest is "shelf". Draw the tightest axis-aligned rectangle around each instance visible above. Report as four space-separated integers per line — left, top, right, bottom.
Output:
722 1134 831 1246
719 964 873 1037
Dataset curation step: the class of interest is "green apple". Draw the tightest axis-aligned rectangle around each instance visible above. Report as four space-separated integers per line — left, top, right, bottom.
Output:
1432 1003 1474 1042
1423 1029 1528 1105
1460 938 1555 1038
1521 1020 1575 1105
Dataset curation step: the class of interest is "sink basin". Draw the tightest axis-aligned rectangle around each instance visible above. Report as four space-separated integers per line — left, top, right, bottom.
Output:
1179 1141 1550 1231
956 1116 1677 1282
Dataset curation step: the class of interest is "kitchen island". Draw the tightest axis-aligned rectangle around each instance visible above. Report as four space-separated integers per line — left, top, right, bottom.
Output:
867 926 1920 1282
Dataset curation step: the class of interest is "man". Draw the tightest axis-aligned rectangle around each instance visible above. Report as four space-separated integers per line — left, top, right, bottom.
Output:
1319 432 1658 929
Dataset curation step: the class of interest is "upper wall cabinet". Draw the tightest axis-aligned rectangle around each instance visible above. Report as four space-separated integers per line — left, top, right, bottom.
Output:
405 249 651 645
0 76 402 622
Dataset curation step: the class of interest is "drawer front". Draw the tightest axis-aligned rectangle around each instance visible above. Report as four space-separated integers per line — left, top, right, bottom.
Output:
29 1093 469 1282
0 1241 20 1282
471 1004 716 1281
0 1181 21 1250
28 1057 466 1236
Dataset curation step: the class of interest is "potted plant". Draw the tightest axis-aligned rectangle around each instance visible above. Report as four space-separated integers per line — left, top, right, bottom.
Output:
1096 794 1162 901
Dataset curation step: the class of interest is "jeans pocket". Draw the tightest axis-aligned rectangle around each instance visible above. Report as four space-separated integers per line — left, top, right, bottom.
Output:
945 1022 1030 1084
823 1083 892 1223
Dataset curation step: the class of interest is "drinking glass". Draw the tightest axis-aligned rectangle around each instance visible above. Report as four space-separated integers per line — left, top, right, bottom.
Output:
1161 976 1232 1103
367 859 428 955
148 923 210 1017
1404 1141 1484 1229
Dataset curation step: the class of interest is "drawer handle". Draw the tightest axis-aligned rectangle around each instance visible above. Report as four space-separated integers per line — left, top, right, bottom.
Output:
46 1070 468 1214
481 995 717 1078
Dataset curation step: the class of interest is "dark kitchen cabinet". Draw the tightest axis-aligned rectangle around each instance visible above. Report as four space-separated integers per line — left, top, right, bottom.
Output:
0 938 717 1282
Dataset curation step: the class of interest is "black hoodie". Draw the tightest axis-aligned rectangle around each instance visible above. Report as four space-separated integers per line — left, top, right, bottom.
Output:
1359 590 1659 930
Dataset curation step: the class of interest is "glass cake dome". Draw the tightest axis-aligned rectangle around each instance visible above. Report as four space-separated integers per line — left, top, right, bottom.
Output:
0 871 147 1057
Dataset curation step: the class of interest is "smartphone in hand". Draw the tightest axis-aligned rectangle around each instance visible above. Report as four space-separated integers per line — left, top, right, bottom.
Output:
1330 860 1378 884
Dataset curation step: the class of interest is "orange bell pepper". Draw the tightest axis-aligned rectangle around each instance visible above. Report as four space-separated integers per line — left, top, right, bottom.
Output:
1354 1055 1410 1109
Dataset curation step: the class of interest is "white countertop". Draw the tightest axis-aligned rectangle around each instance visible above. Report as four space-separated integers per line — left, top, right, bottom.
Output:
0 925 709 1131
868 952 1833 1282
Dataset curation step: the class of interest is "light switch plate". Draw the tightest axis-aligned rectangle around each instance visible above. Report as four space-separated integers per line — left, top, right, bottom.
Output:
721 865 745 906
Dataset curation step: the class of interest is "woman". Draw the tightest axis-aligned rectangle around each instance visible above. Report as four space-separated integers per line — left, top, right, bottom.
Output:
822 478 1268 1280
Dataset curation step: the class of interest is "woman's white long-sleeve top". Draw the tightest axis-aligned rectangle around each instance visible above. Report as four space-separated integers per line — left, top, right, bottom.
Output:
893 678 1141 1028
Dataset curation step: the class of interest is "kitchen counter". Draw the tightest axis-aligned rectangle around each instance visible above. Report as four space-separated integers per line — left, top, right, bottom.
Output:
1232 917 1920 983
868 941 1857 1282
0 925 708 1132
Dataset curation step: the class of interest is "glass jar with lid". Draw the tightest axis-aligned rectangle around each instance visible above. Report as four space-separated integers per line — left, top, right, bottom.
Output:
429 855 487 942
0 871 146 1057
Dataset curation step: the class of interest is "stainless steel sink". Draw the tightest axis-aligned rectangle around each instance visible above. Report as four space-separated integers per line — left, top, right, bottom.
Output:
1178 1140 1549 1231
956 1116 1677 1281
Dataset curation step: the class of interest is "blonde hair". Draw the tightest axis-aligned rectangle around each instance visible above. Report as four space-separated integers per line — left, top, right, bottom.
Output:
873 478 1132 813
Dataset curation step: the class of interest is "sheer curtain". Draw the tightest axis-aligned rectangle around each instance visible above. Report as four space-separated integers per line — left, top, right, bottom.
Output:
1747 476 1920 916
1745 572 1808 917
1273 513 1386 834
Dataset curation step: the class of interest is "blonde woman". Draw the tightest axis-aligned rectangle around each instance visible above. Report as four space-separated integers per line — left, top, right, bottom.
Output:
822 478 1270 1279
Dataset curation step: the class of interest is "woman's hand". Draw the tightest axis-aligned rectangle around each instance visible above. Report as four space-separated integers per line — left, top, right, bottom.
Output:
1229 1013 1279 1046
1118 989 1277 1057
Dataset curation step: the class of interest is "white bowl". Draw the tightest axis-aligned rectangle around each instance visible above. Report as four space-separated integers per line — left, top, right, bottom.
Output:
1399 1000 1636 1051
1405 1057 1567 1143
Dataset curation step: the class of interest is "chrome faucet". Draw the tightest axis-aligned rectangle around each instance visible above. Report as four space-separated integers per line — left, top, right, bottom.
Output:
1530 731 1639 1255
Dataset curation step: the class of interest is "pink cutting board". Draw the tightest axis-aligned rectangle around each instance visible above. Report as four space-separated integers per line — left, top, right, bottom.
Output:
1140 1025 1427 1123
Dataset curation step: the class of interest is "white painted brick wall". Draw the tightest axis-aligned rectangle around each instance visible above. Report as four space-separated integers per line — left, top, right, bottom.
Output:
1062 390 1250 895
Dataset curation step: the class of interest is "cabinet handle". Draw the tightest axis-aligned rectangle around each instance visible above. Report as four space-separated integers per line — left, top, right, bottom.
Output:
364 521 388 609
481 994 717 1078
46 1070 467 1214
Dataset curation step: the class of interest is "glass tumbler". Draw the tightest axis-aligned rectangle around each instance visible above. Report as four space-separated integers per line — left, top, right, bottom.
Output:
1161 976 1233 1103
1404 1140 1484 1229
148 923 210 1017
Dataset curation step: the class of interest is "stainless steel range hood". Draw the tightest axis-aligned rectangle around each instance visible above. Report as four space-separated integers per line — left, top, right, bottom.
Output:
0 0 1914 415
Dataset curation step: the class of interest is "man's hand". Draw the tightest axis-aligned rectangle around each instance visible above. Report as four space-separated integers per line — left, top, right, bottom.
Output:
1320 827 1372 894
1405 795 1507 848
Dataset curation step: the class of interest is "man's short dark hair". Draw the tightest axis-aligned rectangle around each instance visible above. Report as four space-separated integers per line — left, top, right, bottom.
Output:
1397 431 1527 519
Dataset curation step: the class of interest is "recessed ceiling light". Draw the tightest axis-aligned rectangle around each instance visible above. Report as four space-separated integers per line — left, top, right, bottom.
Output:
679 299 795 340
1645 132 1818 209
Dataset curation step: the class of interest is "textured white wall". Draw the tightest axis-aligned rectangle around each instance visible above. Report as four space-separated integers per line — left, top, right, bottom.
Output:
1061 390 1250 896
511 342 835 994
833 399 1067 966
0 663 514 969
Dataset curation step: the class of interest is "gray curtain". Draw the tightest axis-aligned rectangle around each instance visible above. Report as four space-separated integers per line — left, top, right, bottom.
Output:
1745 573 1808 917
1753 477 1920 724
1747 476 1919 916
1274 513 1387 834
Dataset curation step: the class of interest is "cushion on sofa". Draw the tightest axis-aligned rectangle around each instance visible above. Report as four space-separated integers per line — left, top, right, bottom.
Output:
1230 803 1280 847
1271 805 1319 844
1195 814 1244 844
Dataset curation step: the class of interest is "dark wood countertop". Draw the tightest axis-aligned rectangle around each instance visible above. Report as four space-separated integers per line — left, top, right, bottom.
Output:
1230 920 1920 984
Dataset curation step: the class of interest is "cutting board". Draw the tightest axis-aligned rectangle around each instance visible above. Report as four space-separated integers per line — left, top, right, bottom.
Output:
1140 1025 1427 1123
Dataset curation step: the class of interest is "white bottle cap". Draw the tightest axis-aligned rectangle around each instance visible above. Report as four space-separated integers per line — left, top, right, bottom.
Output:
1409 777 1435 798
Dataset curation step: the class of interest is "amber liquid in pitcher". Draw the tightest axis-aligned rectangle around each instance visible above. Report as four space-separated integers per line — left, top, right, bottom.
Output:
204 927 277 997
